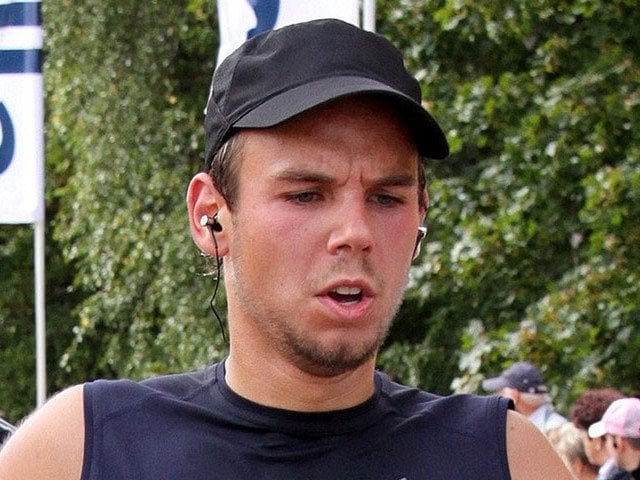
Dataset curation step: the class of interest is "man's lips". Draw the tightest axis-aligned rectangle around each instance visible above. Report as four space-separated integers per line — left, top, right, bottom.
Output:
327 286 364 305
318 281 375 307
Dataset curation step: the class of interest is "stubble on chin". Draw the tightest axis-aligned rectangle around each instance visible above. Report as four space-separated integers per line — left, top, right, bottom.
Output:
275 290 404 378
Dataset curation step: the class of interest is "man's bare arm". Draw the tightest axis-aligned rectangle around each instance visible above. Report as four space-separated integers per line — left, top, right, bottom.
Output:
0 384 85 480
506 409 576 479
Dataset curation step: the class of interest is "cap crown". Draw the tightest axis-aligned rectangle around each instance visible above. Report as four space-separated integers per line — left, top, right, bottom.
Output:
502 362 547 394
602 398 640 438
204 19 448 167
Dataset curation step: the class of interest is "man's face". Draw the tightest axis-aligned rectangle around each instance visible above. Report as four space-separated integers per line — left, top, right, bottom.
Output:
606 435 640 472
222 96 425 377
579 428 607 465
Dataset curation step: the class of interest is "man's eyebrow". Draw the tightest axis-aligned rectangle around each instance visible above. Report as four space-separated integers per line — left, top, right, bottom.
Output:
373 173 417 187
270 169 417 187
270 169 335 184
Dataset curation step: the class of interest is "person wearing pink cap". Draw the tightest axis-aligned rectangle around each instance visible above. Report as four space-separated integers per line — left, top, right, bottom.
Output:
571 388 627 480
589 398 640 477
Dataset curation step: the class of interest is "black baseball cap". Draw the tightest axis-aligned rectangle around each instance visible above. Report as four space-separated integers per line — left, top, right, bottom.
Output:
482 361 548 394
203 18 449 169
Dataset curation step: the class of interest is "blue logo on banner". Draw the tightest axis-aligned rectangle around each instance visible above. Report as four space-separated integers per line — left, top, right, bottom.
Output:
0 102 16 174
0 2 41 27
0 2 42 73
247 0 279 39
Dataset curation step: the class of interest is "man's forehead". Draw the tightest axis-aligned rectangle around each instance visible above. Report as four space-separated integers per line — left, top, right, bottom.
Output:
238 127 419 178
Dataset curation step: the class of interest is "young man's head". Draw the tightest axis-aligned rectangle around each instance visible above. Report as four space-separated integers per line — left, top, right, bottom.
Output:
201 19 447 210
588 397 640 472
187 19 448 377
572 388 626 466
482 361 550 415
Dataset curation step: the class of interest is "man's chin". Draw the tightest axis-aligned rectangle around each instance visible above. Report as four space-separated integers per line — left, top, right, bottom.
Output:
286 336 383 378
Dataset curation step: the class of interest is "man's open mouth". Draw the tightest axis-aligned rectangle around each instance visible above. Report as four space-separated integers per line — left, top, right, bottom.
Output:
328 286 363 305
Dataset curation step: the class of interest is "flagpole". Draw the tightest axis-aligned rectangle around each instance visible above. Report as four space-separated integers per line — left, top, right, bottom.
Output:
362 0 375 32
34 219 46 407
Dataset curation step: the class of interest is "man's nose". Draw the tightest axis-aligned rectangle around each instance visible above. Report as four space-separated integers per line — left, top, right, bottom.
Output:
326 199 373 256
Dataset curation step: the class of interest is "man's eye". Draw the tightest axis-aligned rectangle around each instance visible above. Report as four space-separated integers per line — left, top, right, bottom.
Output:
374 194 402 206
288 192 320 203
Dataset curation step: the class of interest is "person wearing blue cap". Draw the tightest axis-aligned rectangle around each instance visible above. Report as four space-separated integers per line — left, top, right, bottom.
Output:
0 19 573 480
483 361 568 434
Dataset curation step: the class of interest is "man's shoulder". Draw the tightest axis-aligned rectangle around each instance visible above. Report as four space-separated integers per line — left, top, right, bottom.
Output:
376 371 511 435
506 410 576 479
85 364 219 418
0 385 85 480
378 371 507 409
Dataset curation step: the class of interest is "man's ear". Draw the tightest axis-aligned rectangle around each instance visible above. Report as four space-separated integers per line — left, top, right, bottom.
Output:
186 172 230 257
420 188 429 220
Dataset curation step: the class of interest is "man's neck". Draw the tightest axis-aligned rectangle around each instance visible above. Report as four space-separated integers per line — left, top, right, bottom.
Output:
224 347 377 412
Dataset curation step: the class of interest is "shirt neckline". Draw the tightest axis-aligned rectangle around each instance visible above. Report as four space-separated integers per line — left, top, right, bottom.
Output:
213 360 386 436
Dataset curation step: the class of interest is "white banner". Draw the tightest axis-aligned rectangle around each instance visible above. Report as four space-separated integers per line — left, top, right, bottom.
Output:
0 0 44 224
217 0 361 65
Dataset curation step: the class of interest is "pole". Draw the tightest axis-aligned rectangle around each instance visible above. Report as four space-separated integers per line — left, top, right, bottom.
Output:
362 0 376 32
34 219 46 407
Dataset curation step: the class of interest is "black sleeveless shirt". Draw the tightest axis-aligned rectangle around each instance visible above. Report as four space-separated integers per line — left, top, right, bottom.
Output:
82 362 512 479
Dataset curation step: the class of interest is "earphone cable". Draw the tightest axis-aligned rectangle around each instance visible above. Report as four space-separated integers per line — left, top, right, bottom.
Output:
208 228 228 344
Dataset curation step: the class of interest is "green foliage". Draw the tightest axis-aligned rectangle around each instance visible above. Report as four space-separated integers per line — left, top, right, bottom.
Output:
0 222 80 421
376 0 640 411
0 226 38 421
44 1 227 383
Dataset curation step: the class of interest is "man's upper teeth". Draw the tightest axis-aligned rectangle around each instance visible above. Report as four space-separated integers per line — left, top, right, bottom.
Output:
334 286 361 295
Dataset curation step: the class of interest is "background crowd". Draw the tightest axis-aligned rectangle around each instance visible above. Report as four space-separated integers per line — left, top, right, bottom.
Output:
483 361 640 479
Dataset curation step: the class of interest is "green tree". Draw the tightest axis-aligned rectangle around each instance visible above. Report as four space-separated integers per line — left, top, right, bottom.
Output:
376 0 640 412
44 0 227 385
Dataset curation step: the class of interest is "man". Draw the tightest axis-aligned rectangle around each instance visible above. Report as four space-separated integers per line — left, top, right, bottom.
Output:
589 398 640 477
572 388 628 480
483 361 568 433
0 19 572 479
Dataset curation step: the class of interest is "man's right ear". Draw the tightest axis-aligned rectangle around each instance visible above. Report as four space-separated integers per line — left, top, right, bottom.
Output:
186 172 229 257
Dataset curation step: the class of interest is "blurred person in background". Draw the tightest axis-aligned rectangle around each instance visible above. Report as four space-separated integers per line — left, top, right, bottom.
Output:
589 398 640 479
483 361 568 434
549 422 599 479
572 388 627 480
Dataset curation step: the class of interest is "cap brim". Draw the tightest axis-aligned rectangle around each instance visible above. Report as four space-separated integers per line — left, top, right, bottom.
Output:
588 421 607 438
233 75 449 160
482 376 509 392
